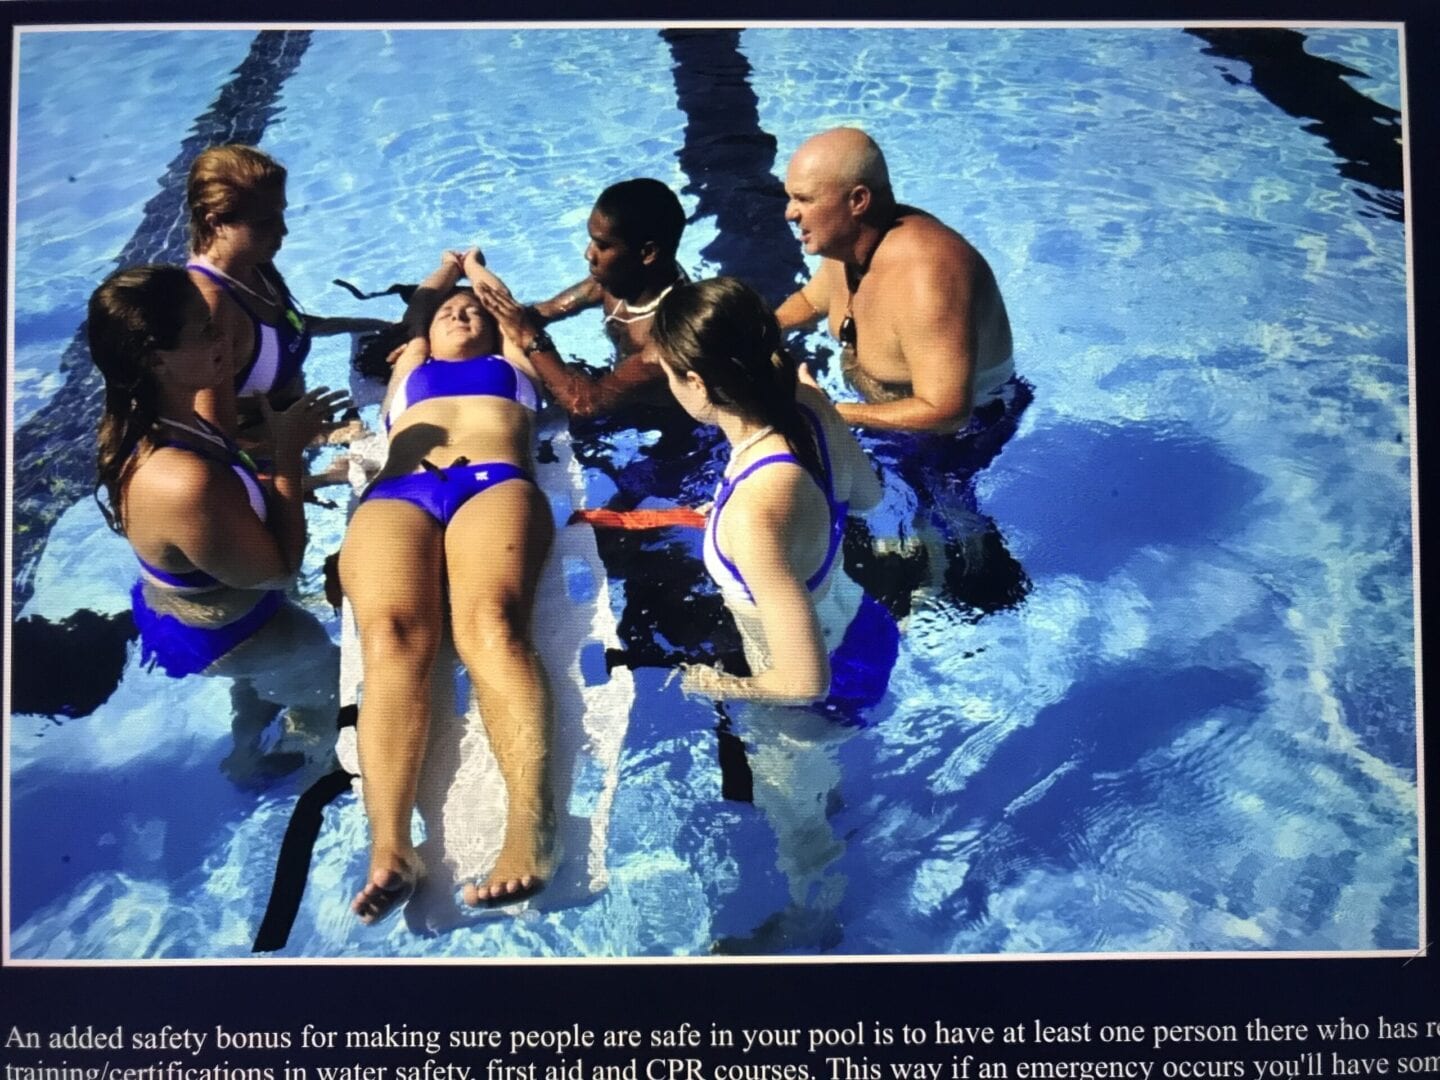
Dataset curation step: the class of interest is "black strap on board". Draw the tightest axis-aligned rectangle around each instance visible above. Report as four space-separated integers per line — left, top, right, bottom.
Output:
251 704 359 953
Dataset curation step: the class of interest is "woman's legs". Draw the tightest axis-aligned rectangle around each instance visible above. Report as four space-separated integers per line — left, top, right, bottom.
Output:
443 477 556 905
338 498 444 923
207 599 342 788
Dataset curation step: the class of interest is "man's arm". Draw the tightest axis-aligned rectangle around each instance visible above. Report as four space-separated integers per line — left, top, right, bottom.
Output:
474 282 663 418
776 287 823 332
775 266 835 332
529 348 664 418
836 249 976 434
529 278 603 323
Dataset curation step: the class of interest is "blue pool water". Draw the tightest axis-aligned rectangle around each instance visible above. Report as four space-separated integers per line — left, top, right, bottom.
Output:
6 24 1416 958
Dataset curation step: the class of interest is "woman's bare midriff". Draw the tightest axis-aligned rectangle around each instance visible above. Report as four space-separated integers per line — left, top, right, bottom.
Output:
139 581 276 629
378 395 535 482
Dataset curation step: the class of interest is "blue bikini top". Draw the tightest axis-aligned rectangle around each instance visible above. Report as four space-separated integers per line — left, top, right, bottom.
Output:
703 406 848 605
187 262 311 397
385 354 539 431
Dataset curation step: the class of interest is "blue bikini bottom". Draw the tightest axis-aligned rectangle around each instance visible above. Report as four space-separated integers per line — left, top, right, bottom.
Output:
362 461 532 527
131 583 283 679
818 594 900 725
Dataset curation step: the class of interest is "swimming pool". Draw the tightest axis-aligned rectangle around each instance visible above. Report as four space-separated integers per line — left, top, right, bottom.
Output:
6 23 1416 959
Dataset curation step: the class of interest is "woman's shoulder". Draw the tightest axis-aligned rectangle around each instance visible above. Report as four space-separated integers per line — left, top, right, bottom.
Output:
723 453 826 533
796 382 841 422
128 443 232 508
188 265 254 349
187 262 226 301
793 383 880 511
391 336 431 374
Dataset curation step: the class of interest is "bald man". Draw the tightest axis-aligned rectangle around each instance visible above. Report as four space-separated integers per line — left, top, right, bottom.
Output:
776 127 1015 434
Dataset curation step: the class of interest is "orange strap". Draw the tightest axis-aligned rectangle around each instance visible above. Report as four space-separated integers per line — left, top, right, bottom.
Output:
568 507 706 531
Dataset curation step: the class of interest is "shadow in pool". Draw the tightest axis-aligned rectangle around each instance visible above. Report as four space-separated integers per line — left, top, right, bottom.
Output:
937 658 1265 927
568 401 746 676
11 610 136 719
1186 27 1404 221
981 420 1265 581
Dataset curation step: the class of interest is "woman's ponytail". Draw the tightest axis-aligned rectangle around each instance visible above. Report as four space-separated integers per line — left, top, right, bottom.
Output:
653 277 826 485
87 265 195 533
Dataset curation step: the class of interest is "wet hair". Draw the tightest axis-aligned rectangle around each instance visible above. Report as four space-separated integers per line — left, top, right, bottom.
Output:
186 144 287 254
87 264 198 533
352 322 412 382
652 276 825 485
594 178 686 260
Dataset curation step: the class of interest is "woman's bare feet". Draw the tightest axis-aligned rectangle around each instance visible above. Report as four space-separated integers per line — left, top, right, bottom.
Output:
352 850 424 925
461 807 556 907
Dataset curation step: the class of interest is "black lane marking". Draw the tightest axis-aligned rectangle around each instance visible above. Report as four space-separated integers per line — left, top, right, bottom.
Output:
11 29 312 606
661 28 808 304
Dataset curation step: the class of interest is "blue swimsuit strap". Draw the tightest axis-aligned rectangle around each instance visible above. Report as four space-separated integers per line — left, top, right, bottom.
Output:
187 262 260 321
188 262 265 386
798 403 840 501
187 263 305 391
711 445 846 597
796 403 849 581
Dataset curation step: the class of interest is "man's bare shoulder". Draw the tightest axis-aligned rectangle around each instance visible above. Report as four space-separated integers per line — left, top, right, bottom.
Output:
880 207 978 270
537 277 603 320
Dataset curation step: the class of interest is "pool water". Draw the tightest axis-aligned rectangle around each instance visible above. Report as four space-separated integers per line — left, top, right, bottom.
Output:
6 24 1416 958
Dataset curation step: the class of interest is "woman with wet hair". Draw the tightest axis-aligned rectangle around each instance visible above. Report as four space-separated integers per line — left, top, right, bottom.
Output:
649 276 902 949
338 248 556 925
88 264 346 782
650 275 898 713
185 144 387 438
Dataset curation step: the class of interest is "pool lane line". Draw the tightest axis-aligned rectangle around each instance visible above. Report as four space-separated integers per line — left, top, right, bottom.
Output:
660 28 808 306
1187 27 1404 222
569 32 809 793
11 29 312 607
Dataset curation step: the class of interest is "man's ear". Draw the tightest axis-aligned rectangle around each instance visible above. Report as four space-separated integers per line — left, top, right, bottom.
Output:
639 239 660 267
848 184 872 217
